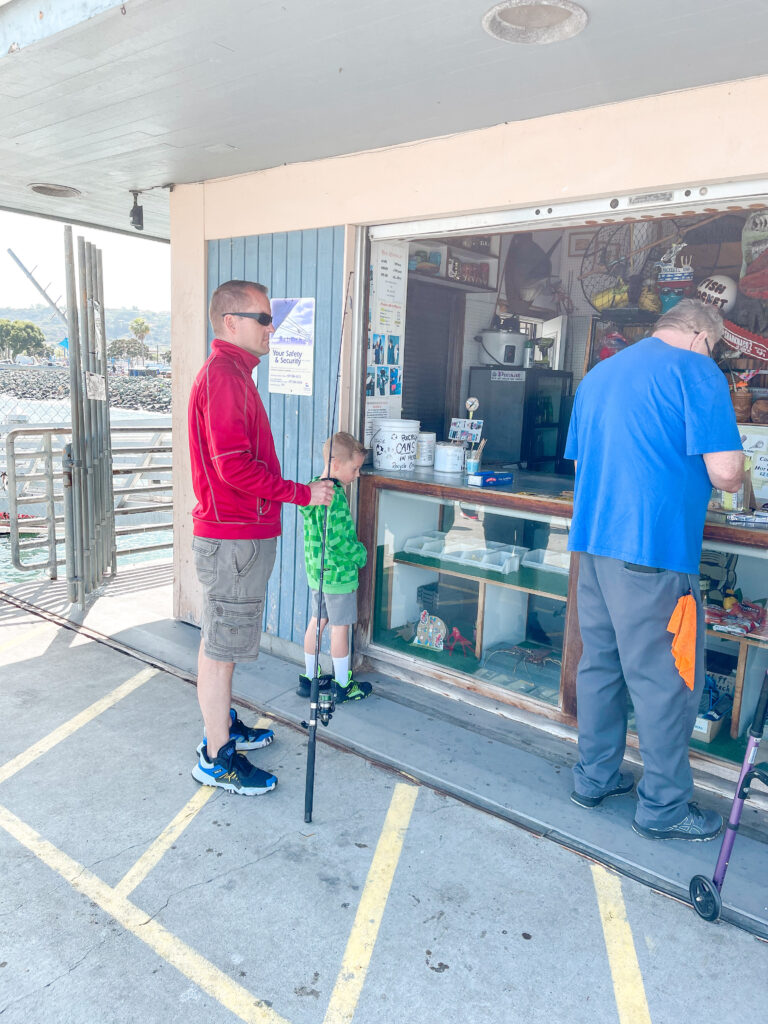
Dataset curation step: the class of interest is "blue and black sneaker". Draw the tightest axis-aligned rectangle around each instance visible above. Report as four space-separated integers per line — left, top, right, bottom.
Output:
297 673 335 699
199 708 274 754
192 738 277 796
333 671 373 704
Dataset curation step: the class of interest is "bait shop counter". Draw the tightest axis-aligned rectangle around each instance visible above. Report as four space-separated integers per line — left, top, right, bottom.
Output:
354 466 768 772
355 199 768 773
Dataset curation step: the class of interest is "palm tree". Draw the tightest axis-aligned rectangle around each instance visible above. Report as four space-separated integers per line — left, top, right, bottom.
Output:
129 317 151 363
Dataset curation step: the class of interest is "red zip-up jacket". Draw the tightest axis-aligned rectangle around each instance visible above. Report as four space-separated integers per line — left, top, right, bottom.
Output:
188 338 311 539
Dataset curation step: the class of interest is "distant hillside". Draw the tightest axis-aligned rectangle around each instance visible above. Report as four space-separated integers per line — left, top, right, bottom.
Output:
0 305 171 352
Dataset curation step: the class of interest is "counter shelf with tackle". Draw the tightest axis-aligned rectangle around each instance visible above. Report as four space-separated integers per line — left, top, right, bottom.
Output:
693 540 768 759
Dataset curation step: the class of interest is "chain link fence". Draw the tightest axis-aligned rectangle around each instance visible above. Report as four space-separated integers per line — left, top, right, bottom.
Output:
0 365 72 426
0 364 172 427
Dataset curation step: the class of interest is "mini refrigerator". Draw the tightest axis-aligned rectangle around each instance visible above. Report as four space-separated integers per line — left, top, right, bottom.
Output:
468 366 573 473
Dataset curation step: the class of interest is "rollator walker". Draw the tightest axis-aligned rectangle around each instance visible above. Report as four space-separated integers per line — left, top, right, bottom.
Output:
690 670 768 922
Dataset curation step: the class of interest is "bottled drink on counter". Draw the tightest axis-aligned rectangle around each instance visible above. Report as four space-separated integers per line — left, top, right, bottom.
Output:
523 337 535 368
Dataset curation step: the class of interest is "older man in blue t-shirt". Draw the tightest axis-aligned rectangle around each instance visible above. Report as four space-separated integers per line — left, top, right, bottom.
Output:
566 299 744 842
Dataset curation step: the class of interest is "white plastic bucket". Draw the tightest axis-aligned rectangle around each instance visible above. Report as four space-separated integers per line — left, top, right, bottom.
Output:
415 431 437 466
434 442 464 474
372 419 420 471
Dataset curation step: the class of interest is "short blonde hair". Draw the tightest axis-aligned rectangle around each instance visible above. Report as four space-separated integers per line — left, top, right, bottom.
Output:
323 431 365 463
209 280 268 334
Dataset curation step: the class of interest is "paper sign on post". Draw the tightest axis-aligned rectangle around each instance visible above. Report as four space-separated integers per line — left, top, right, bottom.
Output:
85 372 106 401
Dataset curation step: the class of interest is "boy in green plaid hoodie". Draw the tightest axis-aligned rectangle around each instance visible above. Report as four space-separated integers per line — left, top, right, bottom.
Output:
297 432 373 703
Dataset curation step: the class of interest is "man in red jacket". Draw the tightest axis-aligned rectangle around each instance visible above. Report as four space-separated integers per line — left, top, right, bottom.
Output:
188 279 333 795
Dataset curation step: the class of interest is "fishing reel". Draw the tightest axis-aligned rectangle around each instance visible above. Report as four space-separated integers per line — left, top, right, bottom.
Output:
317 677 336 727
300 674 336 730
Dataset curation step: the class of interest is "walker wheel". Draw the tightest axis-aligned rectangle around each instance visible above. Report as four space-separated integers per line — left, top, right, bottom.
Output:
689 875 722 922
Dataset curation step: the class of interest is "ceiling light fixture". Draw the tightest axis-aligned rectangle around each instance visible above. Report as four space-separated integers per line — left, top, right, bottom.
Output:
27 183 82 198
482 0 588 45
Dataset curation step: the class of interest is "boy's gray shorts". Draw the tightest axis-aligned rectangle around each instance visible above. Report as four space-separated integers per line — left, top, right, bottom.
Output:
192 536 277 662
310 589 358 626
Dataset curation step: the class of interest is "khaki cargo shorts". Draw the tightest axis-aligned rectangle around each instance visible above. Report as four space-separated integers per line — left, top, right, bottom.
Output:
192 537 277 662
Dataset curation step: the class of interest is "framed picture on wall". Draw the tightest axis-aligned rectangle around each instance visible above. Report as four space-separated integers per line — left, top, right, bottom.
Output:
568 231 596 259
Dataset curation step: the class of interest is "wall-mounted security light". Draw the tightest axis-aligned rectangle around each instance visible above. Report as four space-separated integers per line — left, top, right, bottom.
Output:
129 191 144 231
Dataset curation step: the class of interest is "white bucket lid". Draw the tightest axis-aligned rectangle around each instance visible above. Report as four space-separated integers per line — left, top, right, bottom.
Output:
377 418 420 430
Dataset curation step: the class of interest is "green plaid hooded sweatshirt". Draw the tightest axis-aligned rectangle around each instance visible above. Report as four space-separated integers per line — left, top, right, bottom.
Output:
300 477 367 594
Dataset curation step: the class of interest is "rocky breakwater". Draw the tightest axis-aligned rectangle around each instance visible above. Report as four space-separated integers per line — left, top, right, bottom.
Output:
0 367 172 413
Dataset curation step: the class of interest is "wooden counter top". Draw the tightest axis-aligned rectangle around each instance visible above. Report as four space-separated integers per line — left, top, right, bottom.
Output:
361 467 573 519
362 469 768 549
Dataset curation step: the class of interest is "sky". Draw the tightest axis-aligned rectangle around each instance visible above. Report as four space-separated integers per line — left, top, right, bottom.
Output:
0 210 171 311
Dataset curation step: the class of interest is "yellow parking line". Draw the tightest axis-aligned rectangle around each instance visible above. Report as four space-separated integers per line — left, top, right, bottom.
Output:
323 783 419 1024
247 716 274 733
591 864 652 1024
114 715 273 898
0 802 291 1024
114 786 215 898
0 666 158 786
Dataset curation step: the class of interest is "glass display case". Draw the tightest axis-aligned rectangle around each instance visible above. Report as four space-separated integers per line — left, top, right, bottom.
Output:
359 468 768 770
695 542 768 760
615 540 768 764
370 488 572 707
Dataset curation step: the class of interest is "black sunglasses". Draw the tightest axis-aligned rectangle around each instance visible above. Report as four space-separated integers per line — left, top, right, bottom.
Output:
224 311 273 326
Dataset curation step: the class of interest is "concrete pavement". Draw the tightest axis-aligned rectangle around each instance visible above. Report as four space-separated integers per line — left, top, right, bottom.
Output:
1 584 767 1023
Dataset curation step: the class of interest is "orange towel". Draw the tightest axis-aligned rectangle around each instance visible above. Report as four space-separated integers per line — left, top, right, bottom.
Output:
666 593 697 690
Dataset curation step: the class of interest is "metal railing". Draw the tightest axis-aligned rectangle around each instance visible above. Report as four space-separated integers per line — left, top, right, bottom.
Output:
5 424 172 599
1 227 173 608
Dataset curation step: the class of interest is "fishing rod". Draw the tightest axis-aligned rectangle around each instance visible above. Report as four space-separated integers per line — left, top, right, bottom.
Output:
303 268 355 823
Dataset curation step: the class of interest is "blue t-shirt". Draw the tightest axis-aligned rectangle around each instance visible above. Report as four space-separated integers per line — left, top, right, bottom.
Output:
565 337 742 574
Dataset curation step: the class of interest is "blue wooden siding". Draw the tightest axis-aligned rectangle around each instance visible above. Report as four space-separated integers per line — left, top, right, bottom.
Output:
207 226 345 647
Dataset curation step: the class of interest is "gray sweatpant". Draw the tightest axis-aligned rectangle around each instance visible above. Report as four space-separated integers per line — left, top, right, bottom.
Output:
572 553 705 829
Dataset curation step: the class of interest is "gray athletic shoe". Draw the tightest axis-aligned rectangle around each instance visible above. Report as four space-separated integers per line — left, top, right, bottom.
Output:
632 803 723 842
571 772 635 808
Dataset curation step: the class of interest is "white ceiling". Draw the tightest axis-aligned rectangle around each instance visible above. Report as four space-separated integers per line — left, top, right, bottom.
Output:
1 0 768 240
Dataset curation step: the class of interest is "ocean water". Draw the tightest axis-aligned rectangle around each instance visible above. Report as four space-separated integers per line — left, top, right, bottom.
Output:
0 404 173 584
0 527 173 584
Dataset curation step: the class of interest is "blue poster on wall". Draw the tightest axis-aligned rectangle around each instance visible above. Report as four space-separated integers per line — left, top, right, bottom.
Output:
268 297 315 396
